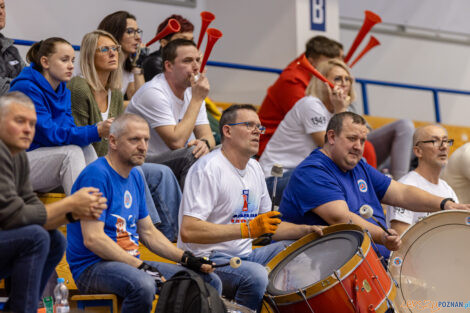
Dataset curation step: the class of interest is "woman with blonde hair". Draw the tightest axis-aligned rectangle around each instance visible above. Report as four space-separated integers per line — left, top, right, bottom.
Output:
69 30 182 241
259 59 355 204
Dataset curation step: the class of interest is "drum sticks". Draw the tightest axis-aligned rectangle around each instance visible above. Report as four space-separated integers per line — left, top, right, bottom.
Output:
359 204 391 235
213 257 242 268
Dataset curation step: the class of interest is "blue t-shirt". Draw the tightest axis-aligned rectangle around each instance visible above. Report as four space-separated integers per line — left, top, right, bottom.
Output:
279 148 392 258
66 157 148 280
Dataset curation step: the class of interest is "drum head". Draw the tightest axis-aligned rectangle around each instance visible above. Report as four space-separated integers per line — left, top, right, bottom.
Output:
267 230 363 295
389 211 470 312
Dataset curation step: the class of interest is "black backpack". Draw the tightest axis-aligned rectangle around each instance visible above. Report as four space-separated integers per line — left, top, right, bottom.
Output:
156 269 227 313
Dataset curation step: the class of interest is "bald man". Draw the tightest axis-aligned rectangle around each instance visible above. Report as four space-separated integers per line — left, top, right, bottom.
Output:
387 125 458 235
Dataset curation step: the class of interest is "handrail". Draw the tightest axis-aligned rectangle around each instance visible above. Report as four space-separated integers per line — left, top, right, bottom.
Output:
13 38 469 123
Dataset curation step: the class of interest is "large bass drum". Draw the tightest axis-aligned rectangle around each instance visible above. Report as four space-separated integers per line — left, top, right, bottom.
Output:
262 224 396 313
389 210 470 313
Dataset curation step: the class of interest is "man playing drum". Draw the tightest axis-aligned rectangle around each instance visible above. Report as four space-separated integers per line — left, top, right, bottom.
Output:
279 112 470 260
387 125 458 235
177 104 323 312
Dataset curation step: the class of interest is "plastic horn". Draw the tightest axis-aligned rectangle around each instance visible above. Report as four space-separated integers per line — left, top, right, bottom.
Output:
199 28 223 73
349 36 380 68
213 257 242 268
343 10 382 63
359 205 391 235
197 11 215 49
145 18 181 47
297 54 335 89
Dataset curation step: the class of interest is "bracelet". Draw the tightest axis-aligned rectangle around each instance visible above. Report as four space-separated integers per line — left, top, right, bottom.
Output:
66 212 78 223
440 198 455 210
200 138 211 150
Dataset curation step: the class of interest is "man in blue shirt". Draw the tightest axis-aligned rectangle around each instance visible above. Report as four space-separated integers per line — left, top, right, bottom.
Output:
280 112 470 259
67 113 221 313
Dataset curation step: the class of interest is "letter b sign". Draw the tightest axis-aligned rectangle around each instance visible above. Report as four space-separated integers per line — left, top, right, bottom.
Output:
310 0 326 31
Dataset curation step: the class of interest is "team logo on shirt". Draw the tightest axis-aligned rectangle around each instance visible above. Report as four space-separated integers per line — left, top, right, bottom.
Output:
124 190 132 209
357 179 368 192
242 190 249 211
232 189 259 224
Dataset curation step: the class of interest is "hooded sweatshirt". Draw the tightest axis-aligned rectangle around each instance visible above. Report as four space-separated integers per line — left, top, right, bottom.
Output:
9 65 100 151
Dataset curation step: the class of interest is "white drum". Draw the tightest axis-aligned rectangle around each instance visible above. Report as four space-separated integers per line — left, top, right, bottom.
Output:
389 210 470 312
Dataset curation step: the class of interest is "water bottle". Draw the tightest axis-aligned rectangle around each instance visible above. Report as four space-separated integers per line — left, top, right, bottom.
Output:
53 278 70 313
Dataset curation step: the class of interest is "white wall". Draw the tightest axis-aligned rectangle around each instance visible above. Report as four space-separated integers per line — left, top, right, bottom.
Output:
339 2 470 126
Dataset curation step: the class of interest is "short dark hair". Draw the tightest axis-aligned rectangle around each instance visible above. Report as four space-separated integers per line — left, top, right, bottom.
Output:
305 36 341 60
98 11 136 72
161 39 196 72
325 112 366 142
157 14 194 41
219 104 257 142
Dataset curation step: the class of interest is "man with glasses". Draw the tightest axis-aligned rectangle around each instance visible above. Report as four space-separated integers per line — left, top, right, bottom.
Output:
177 104 323 311
126 39 215 188
279 112 470 261
387 125 458 235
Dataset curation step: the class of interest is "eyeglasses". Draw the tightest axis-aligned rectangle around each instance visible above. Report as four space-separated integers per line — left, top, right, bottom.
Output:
96 45 121 54
415 139 454 147
332 75 352 85
227 122 266 134
125 28 143 37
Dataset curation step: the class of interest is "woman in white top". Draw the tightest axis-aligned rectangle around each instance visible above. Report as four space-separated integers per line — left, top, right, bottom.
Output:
259 59 355 204
98 11 145 100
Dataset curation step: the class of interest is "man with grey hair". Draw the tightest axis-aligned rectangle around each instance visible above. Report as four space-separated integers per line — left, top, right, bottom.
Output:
0 91 107 313
387 125 458 235
0 0 24 95
67 113 221 313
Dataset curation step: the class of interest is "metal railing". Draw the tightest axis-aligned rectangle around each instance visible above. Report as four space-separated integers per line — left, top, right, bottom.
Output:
14 38 470 123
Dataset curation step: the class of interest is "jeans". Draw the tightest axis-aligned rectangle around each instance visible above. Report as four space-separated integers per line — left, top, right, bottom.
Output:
76 260 222 313
210 240 293 311
0 226 66 313
265 170 294 207
146 146 197 189
140 163 182 242
27 144 97 195
368 119 414 180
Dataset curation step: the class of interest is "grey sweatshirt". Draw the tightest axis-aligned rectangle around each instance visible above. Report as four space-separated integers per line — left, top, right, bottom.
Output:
0 140 47 230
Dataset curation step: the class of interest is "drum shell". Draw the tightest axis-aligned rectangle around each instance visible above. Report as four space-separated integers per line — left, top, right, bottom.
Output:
264 224 395 313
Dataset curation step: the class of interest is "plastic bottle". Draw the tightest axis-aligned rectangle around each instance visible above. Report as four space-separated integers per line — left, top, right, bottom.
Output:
53 278 70 313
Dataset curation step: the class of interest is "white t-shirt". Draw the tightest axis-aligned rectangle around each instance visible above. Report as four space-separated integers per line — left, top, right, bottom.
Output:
259 96 333 177
126 73 209 154
177 148 271 258
441 143 470 204
386 171 459 227
121 70 134 95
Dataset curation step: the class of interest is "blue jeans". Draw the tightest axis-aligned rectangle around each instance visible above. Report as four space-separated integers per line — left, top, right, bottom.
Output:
210 241 293 311
265 170 293 207
140 163 182 242
0 226 66 313
76 260 222 313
